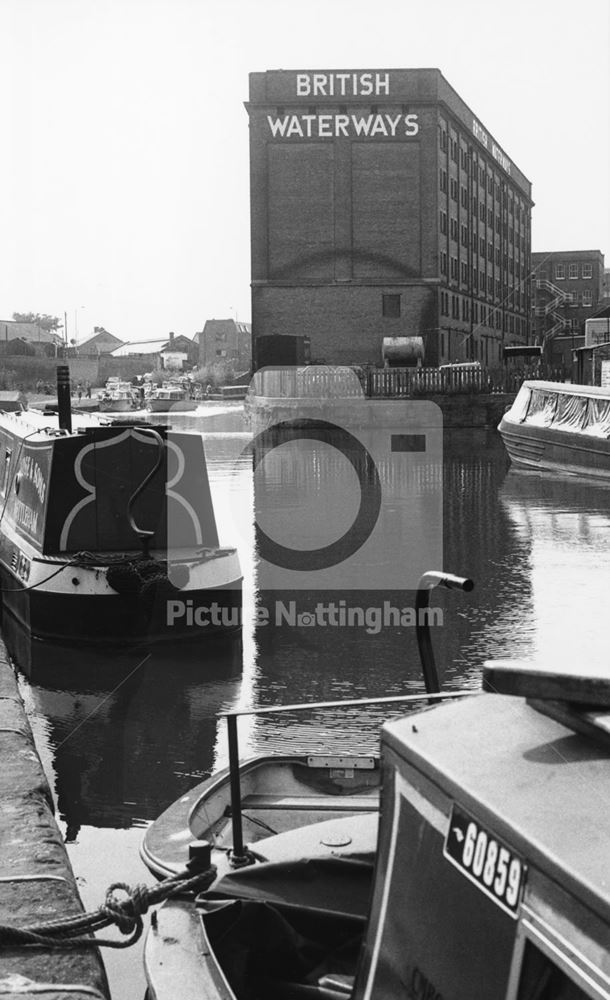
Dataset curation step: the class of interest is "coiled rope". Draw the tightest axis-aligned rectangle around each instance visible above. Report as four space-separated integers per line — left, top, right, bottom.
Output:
0 864 216 950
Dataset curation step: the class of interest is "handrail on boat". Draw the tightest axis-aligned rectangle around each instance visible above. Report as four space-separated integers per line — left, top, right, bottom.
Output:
126 427 165 558
222 570 475 864
416 572 474 696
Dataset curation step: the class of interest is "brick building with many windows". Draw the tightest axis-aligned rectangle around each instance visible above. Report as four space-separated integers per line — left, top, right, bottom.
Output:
531 250 605 367
246 68 532 369
198 319 252 371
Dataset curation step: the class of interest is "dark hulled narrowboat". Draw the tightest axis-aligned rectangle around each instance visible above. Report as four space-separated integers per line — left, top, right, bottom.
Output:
0 407 241 644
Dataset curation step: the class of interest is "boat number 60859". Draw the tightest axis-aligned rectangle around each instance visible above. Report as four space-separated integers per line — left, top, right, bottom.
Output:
444 804 526 916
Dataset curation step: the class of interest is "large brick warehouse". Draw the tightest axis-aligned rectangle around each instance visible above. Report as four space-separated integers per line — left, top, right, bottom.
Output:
246 68 533 368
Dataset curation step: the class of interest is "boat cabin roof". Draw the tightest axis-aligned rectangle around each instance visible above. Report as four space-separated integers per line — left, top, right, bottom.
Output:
521 380 610 400
383 692 610 924
0 408 109 442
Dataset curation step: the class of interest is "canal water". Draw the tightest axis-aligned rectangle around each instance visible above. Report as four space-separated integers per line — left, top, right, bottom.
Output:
5 400 610 998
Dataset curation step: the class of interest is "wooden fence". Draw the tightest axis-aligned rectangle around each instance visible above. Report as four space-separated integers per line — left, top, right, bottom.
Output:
250 363 563 400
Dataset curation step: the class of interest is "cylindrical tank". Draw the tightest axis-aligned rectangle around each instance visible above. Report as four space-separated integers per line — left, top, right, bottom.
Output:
382 337 425 368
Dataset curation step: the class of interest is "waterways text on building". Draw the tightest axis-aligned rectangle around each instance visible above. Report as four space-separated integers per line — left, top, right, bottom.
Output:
246 68 533 369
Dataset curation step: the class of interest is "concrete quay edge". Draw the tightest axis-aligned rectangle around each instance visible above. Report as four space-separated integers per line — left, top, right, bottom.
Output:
245 391 515 431
0 638 109 999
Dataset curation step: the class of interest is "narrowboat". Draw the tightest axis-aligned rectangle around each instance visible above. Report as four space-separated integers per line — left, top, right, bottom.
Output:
498 380 610 477
144 662 610 1000
0 406 242 644
147 383 195 413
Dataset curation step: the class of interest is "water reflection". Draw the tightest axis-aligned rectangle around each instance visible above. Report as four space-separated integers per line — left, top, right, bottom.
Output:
8 625 243 837
498 468 610 674
5 418 610 840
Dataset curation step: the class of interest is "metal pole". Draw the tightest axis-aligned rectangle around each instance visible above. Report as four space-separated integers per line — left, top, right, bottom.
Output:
415 572 474 700
226 714 244 859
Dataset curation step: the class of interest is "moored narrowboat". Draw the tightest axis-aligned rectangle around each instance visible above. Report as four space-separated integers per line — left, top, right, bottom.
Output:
0 406 241 644
498 380 610 478
144 663 610 1000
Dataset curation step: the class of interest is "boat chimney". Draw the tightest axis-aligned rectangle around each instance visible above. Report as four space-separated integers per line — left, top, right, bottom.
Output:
56 365 72 433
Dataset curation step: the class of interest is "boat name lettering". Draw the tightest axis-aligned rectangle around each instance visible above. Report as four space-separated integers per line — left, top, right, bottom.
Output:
296 72 390 97
266 112 419 139
14 499 39 534
20 455 47 504
443 803 525 916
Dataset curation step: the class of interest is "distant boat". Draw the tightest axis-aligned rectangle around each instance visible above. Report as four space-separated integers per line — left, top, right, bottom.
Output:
147 383 194 412
498 380 610 478
98 380 139 412
0 407 242 644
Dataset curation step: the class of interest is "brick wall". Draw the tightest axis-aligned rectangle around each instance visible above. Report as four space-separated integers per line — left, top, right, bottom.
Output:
253 284 437 365
0 354 160 389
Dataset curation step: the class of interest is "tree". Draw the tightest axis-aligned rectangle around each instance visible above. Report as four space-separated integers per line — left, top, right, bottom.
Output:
12 312 62 332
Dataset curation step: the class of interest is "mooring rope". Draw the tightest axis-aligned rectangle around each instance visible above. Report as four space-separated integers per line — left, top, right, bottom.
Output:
0 864 216 950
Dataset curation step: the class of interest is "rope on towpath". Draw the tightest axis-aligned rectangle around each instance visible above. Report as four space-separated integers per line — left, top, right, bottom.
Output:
0 863 216 950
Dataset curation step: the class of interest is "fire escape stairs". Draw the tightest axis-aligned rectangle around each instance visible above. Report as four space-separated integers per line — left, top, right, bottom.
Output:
535 278 570 345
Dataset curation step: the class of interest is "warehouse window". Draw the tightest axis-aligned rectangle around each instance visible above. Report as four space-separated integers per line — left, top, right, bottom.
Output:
569 263 578 279
450 178 458 200
440 211 447 234
382 294 401 318
450 218 458 240
440 252 447 274
582 263 592 278
440 168 447 192
582 290 593 306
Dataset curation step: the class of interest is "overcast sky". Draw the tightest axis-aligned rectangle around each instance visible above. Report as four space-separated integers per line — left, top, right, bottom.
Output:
0 0 608 343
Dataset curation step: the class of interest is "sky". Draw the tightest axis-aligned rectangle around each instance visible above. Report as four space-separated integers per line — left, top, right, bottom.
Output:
0 0 608 344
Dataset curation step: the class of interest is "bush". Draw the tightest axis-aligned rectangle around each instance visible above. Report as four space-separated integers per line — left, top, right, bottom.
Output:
190 361 237 388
